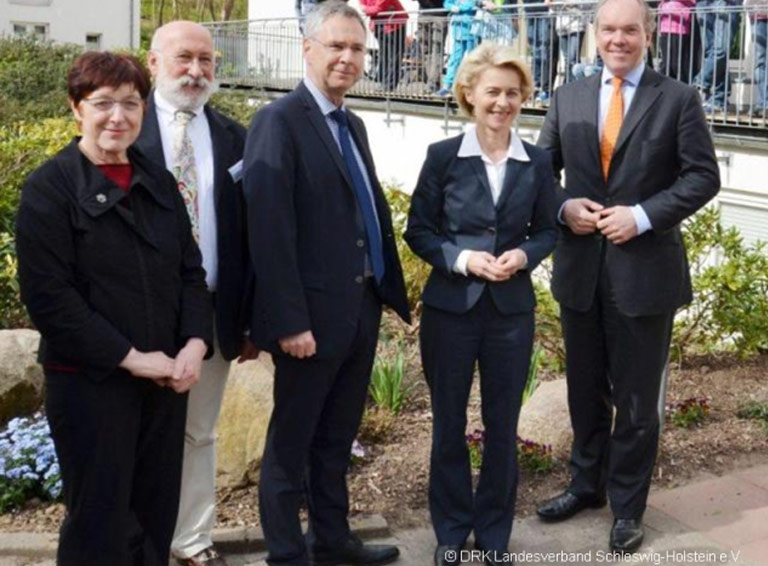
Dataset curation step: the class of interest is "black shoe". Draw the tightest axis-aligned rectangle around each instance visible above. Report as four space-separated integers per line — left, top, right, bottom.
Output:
610 518 644 552
536 491 607 522
434 545 460 566
312 534 400 566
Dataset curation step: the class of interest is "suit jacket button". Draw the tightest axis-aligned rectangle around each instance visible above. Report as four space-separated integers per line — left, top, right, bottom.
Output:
355 275 364 284
357 239 365 248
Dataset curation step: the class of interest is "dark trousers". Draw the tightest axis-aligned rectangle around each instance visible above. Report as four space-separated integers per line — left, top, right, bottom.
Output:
420 292 534 551
259 284 382 566
45 370 187 566
419 16 449 91
526 17 558 94
560 263 674 519
659 33 693 84
375 26 406 90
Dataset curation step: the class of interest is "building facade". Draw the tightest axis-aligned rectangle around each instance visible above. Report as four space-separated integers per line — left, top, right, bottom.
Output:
1 0 140 50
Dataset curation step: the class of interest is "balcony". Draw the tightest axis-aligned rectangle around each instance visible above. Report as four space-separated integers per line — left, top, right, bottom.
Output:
205 2 768 138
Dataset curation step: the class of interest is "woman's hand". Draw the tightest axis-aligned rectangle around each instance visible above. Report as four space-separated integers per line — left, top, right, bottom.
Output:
466 251 510 281
119 348 174 380
169 338 208 394
495 249 528 277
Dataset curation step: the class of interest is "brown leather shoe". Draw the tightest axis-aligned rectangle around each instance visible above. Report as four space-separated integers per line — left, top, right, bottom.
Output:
176 546 229 566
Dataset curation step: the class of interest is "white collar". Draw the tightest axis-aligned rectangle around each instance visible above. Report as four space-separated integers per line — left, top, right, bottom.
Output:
457 125 530 162
600 62 646 87
153 90 204 122
303 76 344 116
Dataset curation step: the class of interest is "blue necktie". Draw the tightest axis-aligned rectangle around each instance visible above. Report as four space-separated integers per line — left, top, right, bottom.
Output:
329 109 385 284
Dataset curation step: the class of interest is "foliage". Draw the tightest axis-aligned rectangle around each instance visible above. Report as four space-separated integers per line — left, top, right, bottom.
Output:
209 89 263 127
675 207 768 360
736 400 768 433
666 396 710 428
0 118 77 329
466 429 555 473
0 413 62 513
383 186 431 315
369 348 410 415
466 429 484 470
359 407 396 443
0 37 81 127
522 344 542 406
517 437 554 474
533 267 565 371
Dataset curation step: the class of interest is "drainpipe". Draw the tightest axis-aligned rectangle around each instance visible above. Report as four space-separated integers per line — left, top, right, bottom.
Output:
129 0 135 49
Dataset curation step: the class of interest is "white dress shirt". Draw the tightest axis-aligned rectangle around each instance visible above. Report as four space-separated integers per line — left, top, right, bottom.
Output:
154 91 218 291
598 63 652 234
453 125 531 276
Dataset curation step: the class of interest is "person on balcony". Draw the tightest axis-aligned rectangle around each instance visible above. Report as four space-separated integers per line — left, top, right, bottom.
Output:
694 0 743 112
360 0 409 90
417 0 450 93
436 0 482 96
406 43 557 566
524 0 559 105
658 0 697 83
746 0 768 115
554 0 588 84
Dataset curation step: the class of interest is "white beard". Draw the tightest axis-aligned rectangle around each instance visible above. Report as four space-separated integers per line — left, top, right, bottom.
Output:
155 73 219 111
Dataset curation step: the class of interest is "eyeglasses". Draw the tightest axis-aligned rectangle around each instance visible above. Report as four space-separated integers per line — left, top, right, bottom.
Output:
82 98 143 113
308 37 365 56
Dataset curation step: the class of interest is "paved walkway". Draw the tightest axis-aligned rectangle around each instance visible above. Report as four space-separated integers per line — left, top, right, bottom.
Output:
2 464 767 566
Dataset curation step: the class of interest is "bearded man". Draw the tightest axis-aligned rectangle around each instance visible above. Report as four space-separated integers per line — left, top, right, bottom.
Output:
135 20 258 566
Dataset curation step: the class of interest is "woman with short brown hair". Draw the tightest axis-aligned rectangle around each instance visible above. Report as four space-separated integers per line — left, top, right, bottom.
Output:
16 51 212 566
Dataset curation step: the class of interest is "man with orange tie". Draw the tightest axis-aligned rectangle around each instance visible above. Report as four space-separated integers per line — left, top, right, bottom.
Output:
535 0 720 553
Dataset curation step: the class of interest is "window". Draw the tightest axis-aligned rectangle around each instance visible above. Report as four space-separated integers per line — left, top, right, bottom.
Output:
11 22 49 41
86 33 102 50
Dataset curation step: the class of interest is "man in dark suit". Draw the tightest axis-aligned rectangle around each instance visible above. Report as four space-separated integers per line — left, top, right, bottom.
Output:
136 20 257 566
243 3 410 566
535 0 720 552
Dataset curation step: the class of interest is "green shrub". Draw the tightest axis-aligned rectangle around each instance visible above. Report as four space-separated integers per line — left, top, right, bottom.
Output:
736 400 768 433
0 37 81 127
0 118 77 328
209 89 263 127
675 207 768 360
666 397 710 428
383 186 431 315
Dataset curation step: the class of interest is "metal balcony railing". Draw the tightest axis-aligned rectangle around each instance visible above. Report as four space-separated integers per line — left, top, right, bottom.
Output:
205 2 768 131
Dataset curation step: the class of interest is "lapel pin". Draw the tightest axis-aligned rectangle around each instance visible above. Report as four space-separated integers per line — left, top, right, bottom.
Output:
96 194 107 204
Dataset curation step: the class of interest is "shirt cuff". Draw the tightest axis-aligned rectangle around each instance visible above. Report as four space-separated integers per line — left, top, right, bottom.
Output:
557 202 567 225
454 249 472 276
631 204 653 235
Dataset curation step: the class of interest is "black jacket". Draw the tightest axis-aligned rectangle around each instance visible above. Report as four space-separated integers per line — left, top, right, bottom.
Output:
134 96 251 361
538 67 720 316
16 139 213 382
405 134 557 315
243 81 411 359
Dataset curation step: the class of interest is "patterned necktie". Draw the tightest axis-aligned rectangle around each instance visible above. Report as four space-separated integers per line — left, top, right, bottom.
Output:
173 110 199 242
329 109 385 284
600 76 624 181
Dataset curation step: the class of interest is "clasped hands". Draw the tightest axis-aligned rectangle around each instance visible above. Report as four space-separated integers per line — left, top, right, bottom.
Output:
563 198 638 245
466 248 527 282
119 338 208 393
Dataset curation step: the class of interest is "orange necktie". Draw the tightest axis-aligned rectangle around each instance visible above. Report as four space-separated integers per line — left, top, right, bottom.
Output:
600 76 624 181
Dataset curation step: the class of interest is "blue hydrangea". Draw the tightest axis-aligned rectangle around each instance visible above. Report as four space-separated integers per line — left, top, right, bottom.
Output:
0 412 62 513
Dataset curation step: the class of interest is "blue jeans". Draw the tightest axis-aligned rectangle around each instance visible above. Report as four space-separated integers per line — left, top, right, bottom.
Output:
559 31 584 84
443 36 478 88
526 17 557 93
694 0 741 106
753 18 767 109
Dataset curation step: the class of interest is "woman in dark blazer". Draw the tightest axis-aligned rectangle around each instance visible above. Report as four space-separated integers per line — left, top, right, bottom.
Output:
15 52 212 566
405 43 557 566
